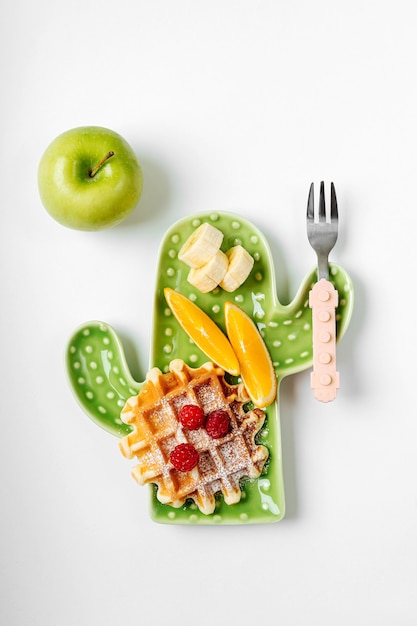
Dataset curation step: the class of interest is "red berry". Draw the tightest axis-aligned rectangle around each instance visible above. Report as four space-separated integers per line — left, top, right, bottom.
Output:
178 404 205 430
170 443 199 472
205 410 230 439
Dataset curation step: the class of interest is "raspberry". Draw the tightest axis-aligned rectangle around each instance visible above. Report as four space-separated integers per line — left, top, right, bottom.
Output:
178 404 205 430
205 410 230 439
170 443 199 472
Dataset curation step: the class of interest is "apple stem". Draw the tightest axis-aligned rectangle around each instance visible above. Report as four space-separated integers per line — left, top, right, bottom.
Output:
89 151 115 177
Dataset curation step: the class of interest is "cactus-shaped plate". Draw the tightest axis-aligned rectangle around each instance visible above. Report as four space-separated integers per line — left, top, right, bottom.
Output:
67 211 354 525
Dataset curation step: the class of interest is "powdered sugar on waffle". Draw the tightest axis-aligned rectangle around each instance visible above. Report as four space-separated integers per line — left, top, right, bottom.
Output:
119 359 269 515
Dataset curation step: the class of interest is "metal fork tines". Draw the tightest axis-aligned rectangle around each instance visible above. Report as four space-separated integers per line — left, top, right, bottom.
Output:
306 181 338 280
306 181 340 403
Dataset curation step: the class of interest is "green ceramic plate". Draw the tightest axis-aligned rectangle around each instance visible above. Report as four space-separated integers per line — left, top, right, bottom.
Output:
67 211 354 525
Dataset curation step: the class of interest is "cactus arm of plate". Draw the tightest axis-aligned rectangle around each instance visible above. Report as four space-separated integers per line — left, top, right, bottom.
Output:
66 321 144 437
66 211 354 525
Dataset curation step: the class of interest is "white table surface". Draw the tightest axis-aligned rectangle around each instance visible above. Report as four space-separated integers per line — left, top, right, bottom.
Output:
2 1 416 625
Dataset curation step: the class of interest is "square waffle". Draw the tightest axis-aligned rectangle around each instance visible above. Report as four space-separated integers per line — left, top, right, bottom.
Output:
119 359 269 515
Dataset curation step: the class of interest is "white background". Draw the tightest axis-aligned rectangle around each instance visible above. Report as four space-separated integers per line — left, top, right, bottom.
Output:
1 1 416 625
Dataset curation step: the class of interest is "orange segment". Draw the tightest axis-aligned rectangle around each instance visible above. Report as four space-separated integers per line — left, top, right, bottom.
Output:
164 288 240 376
224 301 277 408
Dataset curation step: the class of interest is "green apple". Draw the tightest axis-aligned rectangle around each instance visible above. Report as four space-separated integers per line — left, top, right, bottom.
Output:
38 126 143 231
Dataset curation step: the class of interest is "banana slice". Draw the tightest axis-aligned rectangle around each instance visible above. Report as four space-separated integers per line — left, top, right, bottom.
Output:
219 245 254 292
178 222 224 268
187 249 228 293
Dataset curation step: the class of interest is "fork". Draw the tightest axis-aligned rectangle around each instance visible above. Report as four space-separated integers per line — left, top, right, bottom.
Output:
306 181 340 402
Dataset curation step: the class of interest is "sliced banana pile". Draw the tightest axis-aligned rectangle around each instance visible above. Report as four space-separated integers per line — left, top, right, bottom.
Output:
178 222 254 293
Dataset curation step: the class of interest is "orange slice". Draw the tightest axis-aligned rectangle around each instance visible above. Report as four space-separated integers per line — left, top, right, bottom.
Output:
224 301 277 408
164 288 240 376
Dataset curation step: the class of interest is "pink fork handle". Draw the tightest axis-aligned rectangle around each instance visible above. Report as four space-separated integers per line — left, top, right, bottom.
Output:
309 278 340 402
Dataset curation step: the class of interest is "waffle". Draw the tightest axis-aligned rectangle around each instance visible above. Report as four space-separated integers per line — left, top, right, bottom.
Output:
119 359 269 515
